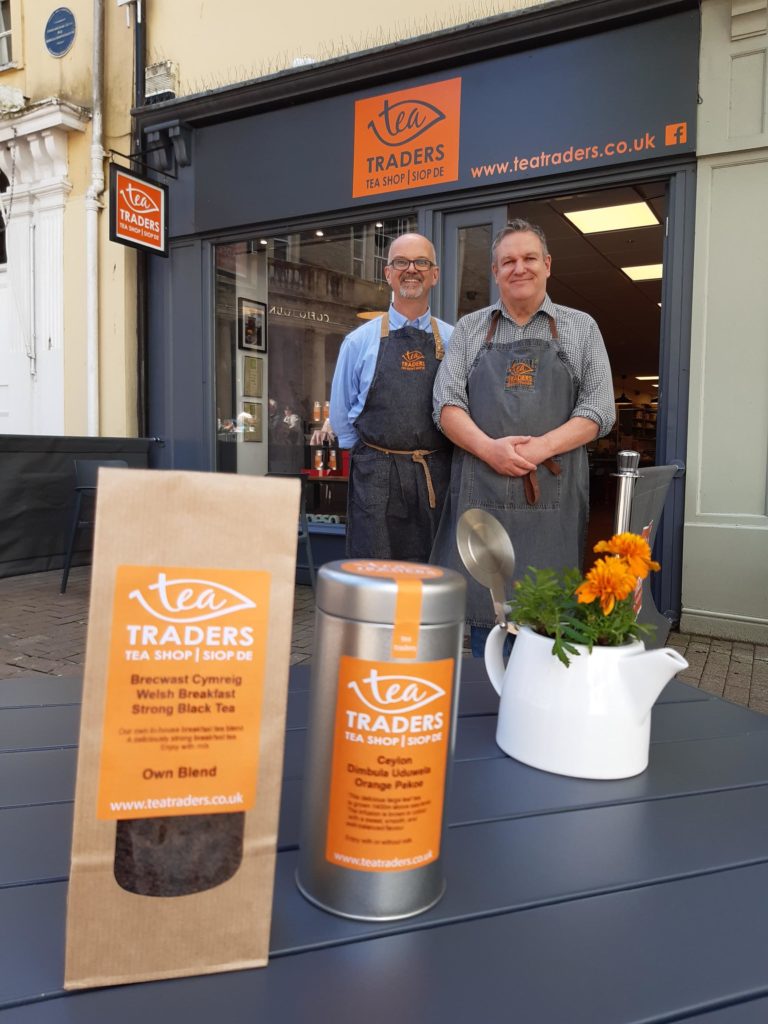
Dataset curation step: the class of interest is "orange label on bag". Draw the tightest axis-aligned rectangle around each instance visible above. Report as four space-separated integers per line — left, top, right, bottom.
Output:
341 561 443 659
325 655 454 872
96 565 270 820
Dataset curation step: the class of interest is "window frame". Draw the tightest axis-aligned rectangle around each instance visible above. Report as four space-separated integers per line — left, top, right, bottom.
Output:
0 170 8 266
0 0 22 70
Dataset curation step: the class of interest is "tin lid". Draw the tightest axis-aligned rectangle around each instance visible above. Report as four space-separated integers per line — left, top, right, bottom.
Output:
317 560 466 626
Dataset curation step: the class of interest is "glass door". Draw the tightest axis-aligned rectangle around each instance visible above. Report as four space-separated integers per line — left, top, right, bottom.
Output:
440 207 509 323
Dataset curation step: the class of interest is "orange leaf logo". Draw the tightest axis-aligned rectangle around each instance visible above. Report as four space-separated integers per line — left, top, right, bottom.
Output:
347 668 446 715
505 361 536 388
128 572 257 624
368 98 445 147
120 182 160 215
401 350 426 371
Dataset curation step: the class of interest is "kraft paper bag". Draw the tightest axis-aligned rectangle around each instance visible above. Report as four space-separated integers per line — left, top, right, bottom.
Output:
65 469 300 989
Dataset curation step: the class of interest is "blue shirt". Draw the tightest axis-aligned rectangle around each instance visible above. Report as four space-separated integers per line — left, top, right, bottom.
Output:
330 305 454 448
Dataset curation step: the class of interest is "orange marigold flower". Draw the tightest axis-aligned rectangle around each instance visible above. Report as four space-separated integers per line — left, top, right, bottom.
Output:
593 532 661 579
575 556 637 615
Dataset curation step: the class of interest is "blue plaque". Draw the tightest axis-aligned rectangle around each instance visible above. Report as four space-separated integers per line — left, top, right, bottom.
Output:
44 8 76 58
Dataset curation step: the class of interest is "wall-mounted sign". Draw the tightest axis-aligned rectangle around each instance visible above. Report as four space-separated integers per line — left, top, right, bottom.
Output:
109 165 169 257
191 9 699 233
352 78 461 198
44 8 76 58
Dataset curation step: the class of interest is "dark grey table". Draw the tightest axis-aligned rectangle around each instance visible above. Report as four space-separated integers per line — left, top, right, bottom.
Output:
4 660 768 1022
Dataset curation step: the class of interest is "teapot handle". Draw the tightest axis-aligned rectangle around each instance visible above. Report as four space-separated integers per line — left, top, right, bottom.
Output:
484 624 508 697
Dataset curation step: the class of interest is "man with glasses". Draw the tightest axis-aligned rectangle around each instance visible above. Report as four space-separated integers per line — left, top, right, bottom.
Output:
330 233 454 561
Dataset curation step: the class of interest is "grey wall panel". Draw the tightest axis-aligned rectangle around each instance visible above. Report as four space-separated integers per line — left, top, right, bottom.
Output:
147 240 211 470
187 11 698 235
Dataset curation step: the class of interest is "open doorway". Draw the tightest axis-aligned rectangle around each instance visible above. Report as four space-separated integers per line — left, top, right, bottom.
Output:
441 181 667 562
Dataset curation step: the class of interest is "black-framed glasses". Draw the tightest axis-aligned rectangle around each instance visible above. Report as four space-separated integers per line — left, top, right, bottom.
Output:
387 257 436 271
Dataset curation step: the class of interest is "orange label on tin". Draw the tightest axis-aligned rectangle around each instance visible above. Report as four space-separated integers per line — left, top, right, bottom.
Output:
341 561 444 659
96 565 270 820
325 655 454 872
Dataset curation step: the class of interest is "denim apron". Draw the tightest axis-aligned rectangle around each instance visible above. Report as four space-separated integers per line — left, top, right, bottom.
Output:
346 315 451 561
431 308 588 627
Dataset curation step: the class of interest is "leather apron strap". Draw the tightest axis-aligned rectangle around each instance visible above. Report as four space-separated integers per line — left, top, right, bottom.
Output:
486 308 560 506
380 313 444 359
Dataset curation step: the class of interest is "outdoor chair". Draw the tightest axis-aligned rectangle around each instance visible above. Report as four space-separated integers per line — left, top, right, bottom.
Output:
298 481 317 591
266 473 316 590
60 459 129 593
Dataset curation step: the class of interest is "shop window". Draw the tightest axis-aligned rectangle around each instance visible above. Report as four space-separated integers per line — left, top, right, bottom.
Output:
0 1 12 66
213 216 415 519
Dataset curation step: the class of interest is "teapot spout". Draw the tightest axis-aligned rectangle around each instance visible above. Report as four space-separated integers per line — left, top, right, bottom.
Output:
621 647 689 722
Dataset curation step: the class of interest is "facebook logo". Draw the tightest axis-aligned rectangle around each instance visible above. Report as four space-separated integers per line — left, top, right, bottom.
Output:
665 122 688 145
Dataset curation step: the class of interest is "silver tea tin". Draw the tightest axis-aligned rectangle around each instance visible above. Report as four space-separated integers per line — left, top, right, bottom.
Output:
296 559 466 921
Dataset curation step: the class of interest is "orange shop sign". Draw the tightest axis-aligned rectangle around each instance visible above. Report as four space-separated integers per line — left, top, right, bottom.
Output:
109 164 169 257
352 77 461 199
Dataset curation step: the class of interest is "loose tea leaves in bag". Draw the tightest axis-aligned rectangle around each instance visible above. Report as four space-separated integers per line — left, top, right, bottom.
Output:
114 813 245 897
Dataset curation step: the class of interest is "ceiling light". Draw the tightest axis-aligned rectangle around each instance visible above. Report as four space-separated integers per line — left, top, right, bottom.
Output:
375 222 384 228
622 263 663 281
259 239 268 245
315 230 324 237
636 375 659 381
563 202 658 234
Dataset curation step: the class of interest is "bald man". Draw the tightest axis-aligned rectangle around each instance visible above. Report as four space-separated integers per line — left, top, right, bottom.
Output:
330 232 454 561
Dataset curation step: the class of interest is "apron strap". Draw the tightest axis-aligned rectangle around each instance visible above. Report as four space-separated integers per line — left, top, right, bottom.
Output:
430 317 445 360
485 308 558 345
484 309 502 346
522 457 562 505
380 313 444 359
362 441 439 508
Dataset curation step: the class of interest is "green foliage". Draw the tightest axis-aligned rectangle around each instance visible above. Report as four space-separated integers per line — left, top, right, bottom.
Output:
508 566 653 668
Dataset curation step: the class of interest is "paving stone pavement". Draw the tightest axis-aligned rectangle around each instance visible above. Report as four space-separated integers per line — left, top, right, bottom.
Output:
1 567 767 715
0 567 319 677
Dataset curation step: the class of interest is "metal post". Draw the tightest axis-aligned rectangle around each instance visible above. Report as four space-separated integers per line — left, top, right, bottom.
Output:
613 450 640 534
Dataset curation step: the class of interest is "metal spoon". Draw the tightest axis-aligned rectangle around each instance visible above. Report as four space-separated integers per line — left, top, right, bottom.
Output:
456 509 516 627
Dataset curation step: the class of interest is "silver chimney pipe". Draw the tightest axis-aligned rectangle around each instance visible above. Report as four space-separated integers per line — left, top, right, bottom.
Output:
613 450 641 534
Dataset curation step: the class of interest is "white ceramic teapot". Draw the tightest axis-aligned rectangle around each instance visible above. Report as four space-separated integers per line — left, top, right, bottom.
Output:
484 625 689 779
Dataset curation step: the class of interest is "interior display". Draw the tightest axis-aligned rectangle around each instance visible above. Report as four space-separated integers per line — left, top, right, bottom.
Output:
238 298 267 352
242 401 263 442
243 355 263 398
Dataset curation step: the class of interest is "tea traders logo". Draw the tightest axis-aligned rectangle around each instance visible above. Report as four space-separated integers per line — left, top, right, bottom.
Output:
401 349 426 372
505 360 537 390
120 181 160 217
347 668 446 716
352 78 461 198
129 572 257 624
109 164 168 256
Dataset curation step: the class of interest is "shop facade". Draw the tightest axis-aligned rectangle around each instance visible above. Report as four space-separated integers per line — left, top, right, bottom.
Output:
138 1 700 623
